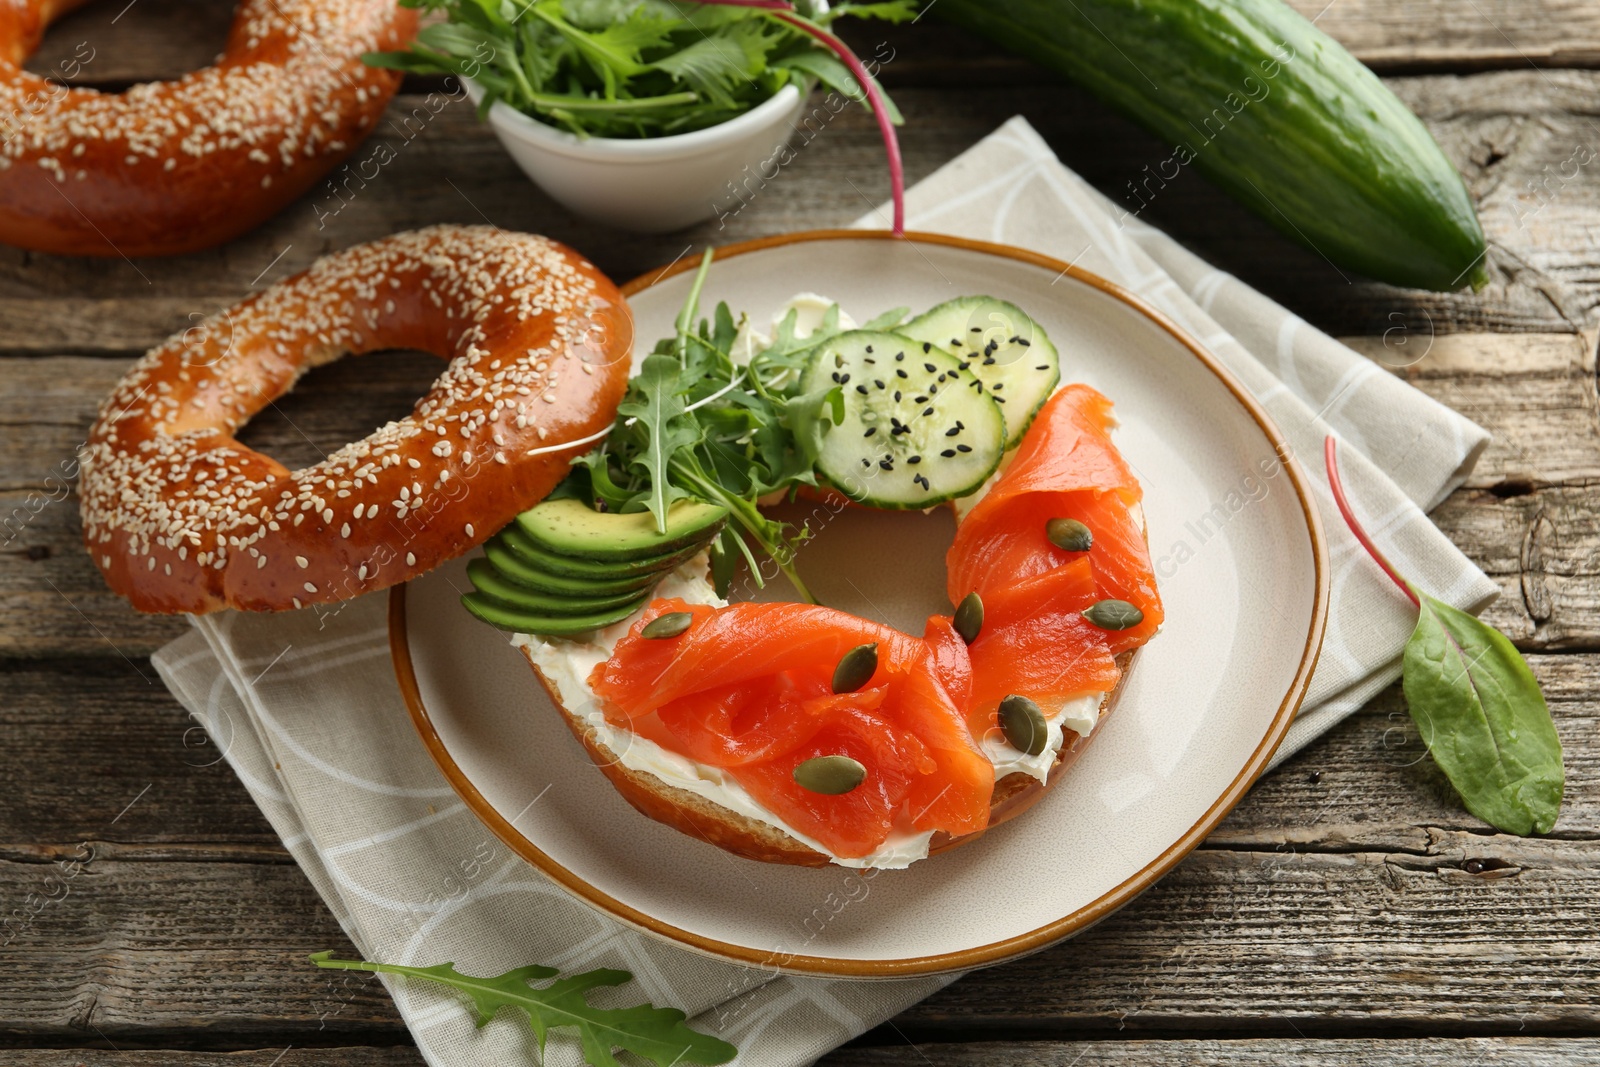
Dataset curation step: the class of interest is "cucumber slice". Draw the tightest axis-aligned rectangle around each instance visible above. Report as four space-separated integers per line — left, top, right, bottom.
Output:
483 538 661 597
800 330 1005 509
899 297 1060 447
515 498 727 562
461 590 651 637
467 559 654 615
499 524 704 580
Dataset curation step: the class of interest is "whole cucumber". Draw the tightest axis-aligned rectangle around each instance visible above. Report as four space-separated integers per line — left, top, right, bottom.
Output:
936 0 1488 292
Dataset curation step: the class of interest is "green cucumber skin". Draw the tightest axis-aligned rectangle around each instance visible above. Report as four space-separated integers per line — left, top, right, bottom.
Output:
936 0 1487 292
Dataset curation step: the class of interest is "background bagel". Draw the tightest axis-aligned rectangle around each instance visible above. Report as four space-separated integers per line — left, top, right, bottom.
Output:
0 0 416 256
79 225 633 614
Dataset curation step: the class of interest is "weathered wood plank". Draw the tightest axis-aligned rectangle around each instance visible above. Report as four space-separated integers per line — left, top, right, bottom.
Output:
0 658 278 848
23 0 1600 91
0 860 402 1041
2 1038 1598 1066
0 69 1596 344
0 1053 421 1065
5 832 1596 1039
826 1038 1600 1066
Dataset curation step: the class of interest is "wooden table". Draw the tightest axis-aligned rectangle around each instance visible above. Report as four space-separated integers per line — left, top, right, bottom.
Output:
4 2 1598 1064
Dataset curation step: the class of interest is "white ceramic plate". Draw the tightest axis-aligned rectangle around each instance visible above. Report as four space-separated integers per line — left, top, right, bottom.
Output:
391 232 1328 978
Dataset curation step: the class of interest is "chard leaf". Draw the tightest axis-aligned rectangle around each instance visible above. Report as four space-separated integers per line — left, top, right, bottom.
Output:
309 953 735 1067
617 353 700 532
1402 587 1565 835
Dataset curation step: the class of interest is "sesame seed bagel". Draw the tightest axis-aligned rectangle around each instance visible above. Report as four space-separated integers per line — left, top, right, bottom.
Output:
0 0 416 256
80 225 633 614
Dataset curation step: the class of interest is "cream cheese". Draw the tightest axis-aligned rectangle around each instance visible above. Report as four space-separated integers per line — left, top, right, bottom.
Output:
983 692 1102 785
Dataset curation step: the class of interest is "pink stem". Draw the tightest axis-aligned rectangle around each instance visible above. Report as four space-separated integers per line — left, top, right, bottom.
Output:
1324 435 1419 607
693 0 905 235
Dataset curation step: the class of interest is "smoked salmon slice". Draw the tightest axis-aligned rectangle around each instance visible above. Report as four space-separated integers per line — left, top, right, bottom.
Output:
963 560 1122 740
590 599 993 858
948 385 1164 655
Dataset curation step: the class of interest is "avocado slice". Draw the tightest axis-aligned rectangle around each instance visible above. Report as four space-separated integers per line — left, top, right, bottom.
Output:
515 498 728 562
461 590 651 637
499 524 705 580
467 559 656 616
482 538 661 597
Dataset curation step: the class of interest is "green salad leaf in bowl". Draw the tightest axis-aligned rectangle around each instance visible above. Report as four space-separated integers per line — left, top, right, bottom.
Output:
365 0 916 139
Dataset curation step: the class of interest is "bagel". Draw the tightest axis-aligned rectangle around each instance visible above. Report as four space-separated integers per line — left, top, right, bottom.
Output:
527 640 1135 867
0 0 416 256
79 225 633 614
510 397 1157 870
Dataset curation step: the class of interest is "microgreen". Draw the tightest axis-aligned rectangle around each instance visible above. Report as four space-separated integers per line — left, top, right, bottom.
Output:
310 952 734 1066
572 249 872 602
1324 436 1564 835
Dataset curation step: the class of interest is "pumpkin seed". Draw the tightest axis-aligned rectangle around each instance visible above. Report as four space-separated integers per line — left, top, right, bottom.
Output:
998 695 1048 756
1082 599 1144 631
793 755 867 795
953 591 984 645
832 642 879 694
1046 517 1093 552
641 611 693 639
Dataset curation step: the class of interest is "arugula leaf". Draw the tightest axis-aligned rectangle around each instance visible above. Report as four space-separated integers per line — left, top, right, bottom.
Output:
616 353 700 532
309 952 734 1067
785 383 845 468
1402 588 1564 835
651 20 779 110
775 49 903 124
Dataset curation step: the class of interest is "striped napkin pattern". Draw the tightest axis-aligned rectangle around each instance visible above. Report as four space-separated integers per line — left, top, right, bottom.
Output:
152 116 1496 1066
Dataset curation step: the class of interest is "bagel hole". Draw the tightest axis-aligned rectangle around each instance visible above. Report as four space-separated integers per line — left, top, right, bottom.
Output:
734 501 959 631
233 348 446 473
26 0 235 89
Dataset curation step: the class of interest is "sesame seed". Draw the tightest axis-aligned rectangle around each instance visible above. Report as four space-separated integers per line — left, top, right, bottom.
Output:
406 552 416 566
296 556 309 568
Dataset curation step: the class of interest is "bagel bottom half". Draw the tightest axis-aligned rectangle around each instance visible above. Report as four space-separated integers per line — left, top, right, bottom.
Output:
522 644 1136 868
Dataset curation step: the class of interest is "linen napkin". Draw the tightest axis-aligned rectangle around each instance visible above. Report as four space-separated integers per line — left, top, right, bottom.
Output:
152 116 1498 1067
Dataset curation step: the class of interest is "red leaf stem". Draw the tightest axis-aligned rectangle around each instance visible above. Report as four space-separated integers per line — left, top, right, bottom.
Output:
695 0 905 234
1324 435 1419 607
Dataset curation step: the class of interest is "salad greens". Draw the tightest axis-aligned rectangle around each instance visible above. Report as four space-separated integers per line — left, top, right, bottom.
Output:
1324 438 1564 835
365 0 915 138
310 951 735 1066
570 249 906 603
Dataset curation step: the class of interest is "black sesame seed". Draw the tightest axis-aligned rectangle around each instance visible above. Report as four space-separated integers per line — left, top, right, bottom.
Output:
830 371 841 383
914 395 929 404
941 448 956 457
994 396 1007 403
958 361 971 371
970 327 982 333
957 444 972 453
945 427 960 437
856 384 868 395
1018 338 1031 347
922 342 932 353
839 373 850 384
921 406 934 416
879 458 893 470
861 458 870 468
908 455 922 464
923 362 936 373
865 345 874 353
916 474 930 489
864 357 876 365
992 383 1005 390
983 356 997 366
895 352 905 362
875 379 886 389
894 391 902 402
863 427 876 437
1036 364 1050 371
896 368 908 379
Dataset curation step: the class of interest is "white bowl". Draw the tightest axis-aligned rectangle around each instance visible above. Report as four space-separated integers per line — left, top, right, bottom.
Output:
463 77 814 233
